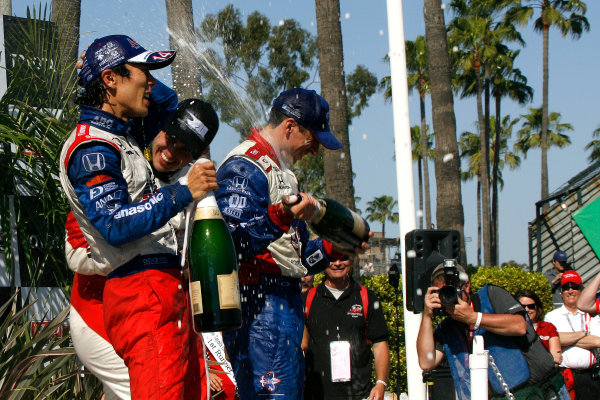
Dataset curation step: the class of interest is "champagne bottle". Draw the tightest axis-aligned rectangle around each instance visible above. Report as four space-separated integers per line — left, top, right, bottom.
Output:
308 198 371 253
188 192 242 332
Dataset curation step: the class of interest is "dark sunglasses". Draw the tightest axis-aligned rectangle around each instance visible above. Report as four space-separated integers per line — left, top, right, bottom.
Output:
562 283 581 291
334 255 350 262
520 303 536 310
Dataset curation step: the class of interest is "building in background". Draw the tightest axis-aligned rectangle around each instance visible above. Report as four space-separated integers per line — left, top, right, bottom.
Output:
357 232 400 276
529 161 600 287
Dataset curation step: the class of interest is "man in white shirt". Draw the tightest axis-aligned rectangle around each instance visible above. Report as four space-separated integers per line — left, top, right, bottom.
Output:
545 270 600 399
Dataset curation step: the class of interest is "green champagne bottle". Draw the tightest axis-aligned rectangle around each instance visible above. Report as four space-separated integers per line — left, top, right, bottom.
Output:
308 198 371 253
188 192 242 332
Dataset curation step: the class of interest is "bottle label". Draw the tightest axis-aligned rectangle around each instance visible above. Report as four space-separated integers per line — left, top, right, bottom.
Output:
194 206 223 221
217 270 241 310
190 280 203 315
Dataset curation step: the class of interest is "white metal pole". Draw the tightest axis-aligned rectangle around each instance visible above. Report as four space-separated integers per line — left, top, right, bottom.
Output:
385 0 422 398
470 335 489 400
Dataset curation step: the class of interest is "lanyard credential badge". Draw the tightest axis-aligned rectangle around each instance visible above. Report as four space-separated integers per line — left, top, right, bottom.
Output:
330 340 351 382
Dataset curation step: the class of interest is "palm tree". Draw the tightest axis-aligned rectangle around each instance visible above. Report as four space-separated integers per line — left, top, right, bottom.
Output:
165 0 202 100
382 37 434 229
489 48 532 264
366 195 399 262
585 127 600 163
459 130 483 266
460 116 521 266
515 107 573 185
50 0 81 108
366 195 399 239
315 0 355 210
423 0 466 261
448 0 524 266
405 36 433 229
506 0 589 209
411 125 434 229
0 1 10 14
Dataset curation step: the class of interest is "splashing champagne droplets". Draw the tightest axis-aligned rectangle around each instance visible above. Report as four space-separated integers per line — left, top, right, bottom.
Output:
168 27 263 129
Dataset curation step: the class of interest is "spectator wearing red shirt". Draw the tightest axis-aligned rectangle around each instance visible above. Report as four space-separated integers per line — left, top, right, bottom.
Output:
516 289 562 365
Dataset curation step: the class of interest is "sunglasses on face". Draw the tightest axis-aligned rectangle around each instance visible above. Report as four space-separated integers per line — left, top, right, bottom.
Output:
520 303 536 310
562 283 581 291
335 255 350 262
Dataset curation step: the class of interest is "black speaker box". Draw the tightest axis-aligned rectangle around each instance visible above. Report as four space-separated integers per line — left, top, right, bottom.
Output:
405 229 461 312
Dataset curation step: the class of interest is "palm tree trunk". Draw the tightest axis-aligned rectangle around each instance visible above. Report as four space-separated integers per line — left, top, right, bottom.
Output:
51 0 81 108
315 0 355 210
0 1 10 15
477 177 482 267
475 63 492 266
382 220 387 263
165 0 203 100
541 24 550 211
420 94 432 229
423 0 466 262
417 157 424 229
484 65 494 266
492 95 501 266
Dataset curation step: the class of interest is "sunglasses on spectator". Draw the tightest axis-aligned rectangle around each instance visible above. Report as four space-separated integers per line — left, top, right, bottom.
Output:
562 283 581 291
520 303 536 310
335 255 350 262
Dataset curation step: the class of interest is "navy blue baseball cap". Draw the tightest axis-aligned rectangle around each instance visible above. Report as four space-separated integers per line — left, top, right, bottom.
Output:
553 250 568 262
79 35 176 88
271 88 342 150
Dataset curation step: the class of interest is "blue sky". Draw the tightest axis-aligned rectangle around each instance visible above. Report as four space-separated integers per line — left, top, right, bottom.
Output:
15 1 600 266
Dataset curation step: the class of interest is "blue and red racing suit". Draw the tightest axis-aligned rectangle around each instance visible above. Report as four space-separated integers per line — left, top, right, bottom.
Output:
216 130 342 400
60 103 205 400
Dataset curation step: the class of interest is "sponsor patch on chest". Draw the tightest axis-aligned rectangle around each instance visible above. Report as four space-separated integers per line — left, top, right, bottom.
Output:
347 304 364 317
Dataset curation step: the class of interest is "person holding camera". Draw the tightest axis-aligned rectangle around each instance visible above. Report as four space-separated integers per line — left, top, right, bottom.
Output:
417 261 565 400
544 270 600 399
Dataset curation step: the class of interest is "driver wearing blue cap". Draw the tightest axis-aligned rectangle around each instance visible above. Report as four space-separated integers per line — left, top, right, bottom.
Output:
215 88 370 399
59 34 217 400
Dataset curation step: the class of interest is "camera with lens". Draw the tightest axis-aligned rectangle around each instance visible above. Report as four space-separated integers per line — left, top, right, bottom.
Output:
435 259 461 306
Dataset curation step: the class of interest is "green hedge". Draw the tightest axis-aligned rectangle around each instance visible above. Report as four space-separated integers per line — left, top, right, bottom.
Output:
470 264 553 316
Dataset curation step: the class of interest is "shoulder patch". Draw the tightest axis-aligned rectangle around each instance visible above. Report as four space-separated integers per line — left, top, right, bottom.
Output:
244 145 272 172
64 124 121 170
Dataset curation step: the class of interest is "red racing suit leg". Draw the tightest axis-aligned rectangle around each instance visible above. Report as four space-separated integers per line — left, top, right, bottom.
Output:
104 268 207 400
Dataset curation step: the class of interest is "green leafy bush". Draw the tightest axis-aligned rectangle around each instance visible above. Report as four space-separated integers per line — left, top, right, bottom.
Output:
470 264 553 315
0 294 103 399
361 274 407 394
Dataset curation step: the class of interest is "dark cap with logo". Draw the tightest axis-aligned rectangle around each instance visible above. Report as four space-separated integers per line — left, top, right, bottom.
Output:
79 34 176 88
271 88 342 150
553 250 568 262
164 99 219 159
